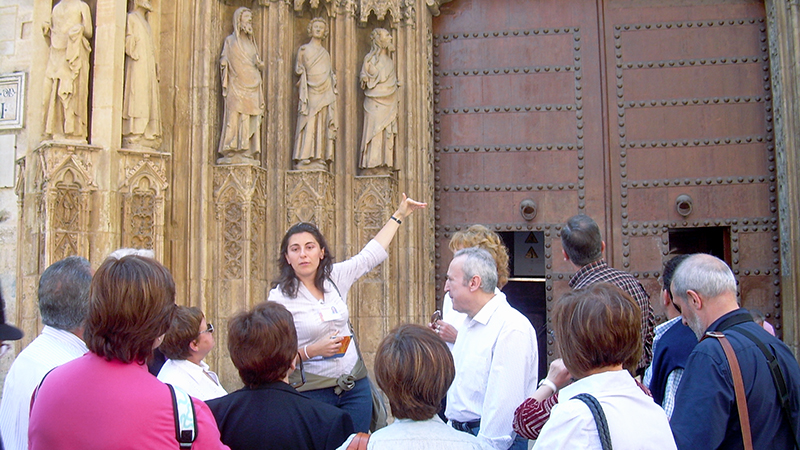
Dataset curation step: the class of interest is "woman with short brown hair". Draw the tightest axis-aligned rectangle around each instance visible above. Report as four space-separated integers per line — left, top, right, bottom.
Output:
337 324 481 449
207 302 354 450
158 306 227 401
532 283 676 449
29 255 227 449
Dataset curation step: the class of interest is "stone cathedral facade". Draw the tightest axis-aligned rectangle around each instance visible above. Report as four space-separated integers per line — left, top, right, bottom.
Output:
2 0 800 390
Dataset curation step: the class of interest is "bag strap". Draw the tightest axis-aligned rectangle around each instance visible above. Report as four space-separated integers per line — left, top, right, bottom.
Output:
716 315 800 449
167 384 197 449
328 278 363 362
572 393 613 450
346 432 370 450
703 332 753 450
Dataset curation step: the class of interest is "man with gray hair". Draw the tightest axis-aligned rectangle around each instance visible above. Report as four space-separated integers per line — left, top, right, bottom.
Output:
444 247 538 450
0 256 92 450
669 253 800 449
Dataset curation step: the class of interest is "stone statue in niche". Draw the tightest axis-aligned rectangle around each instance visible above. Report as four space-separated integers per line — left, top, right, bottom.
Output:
42 0 93 142
122 0 162 150
293 18 337 171
218 7 265 165
359 28 398 174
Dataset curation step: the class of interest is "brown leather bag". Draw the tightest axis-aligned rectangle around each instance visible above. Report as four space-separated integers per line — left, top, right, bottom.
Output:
346 432 370 450
704 331 753 450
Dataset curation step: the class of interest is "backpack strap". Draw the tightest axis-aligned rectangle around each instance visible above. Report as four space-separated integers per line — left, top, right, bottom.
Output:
703 331 753 450
346 432 370 450
167 384 197 449
572 393 613 450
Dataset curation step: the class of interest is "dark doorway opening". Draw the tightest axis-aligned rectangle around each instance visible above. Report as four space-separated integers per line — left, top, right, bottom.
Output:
499 232 548 380
668 227 731 264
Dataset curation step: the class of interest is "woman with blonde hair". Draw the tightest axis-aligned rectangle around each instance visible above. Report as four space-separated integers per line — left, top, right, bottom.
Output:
430 224 510 348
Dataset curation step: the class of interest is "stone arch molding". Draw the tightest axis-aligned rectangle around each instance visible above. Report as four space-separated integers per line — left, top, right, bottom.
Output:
120 158 169 256
38 145 99 265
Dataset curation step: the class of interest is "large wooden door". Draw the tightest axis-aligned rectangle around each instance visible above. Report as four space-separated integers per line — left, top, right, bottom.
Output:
433 0 780 359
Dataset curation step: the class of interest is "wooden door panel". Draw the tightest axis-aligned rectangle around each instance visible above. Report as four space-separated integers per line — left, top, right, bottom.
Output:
437 191 579 225
619 21 764 61
625 103 766 142
437 151 578 187
737 232 779 269
435 34 575 69
438 111 579 146
738 276 777 317
625 184 772 222
629 236 665 273
436 73 577 108
626 145 769 181
623 65 767 100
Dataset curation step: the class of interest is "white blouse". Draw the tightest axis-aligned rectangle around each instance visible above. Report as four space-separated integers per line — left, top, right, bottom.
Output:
268 239 388 379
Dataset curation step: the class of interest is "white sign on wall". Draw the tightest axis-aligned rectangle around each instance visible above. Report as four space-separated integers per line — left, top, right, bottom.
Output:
0 72 25 130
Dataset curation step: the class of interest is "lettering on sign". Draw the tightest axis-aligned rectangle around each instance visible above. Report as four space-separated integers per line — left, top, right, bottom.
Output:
0 72 25 129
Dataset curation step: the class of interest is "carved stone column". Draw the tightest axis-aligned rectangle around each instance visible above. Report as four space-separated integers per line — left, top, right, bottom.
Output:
118 149 170 261
92 0 128 150
259 0 295 281
766 0 800 356
211 164 268 389
351 174 396 367
14 142 100 346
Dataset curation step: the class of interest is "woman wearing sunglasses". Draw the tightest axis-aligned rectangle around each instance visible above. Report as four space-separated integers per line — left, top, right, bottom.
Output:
158 306 228 401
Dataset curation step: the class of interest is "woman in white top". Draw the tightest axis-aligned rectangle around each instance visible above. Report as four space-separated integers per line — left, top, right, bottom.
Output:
157 306 227 401
337 324 482 450
430 224 510 349
268 194 425 432
532 283 676 450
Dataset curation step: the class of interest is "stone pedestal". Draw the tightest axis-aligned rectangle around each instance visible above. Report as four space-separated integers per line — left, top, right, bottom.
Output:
119 148 170 260
14 141 101 346
285 169 336 237
210 164 269 389
351 174 396 368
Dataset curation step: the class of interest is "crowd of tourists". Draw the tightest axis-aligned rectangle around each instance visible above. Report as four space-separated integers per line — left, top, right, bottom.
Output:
0 198 799 450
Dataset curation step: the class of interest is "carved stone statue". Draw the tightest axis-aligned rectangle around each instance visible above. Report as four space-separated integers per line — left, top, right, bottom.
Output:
122 0 162 149
293 18 337 171
218 7 265 165
359 28 399 174
42 0 92 142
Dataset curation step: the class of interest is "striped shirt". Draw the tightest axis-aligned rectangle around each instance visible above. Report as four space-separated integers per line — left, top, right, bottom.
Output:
569 259 656 372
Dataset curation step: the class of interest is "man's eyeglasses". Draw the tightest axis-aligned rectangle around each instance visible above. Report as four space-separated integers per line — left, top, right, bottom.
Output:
199 323 214 335
0 343 10 358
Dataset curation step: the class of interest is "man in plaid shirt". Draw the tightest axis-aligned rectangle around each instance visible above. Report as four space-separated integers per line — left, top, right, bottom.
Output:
561 214 655 375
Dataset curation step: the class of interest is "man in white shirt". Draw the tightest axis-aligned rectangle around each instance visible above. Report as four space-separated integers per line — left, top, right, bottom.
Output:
444 247 538 450
0 256 92 450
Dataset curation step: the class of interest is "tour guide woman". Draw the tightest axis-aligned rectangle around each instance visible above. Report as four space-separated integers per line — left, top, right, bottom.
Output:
268 194 426 432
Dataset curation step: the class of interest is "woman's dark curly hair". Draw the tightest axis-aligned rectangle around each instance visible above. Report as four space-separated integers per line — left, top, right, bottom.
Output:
274 222 334 298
